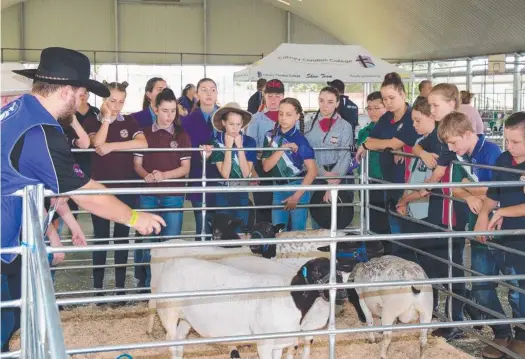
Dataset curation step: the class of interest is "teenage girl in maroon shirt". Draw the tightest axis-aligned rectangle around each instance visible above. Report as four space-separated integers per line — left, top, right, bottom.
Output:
133 88 191 290
84 81 147 304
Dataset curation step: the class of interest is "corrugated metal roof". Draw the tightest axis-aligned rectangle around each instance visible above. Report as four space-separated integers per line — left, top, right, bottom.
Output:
268 0 525 60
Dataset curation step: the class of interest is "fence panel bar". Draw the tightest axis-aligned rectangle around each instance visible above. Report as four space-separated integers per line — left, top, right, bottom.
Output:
328 189 338 359
19 187 30 359
29 187 68 359
447 163 454 322
200 149 207 241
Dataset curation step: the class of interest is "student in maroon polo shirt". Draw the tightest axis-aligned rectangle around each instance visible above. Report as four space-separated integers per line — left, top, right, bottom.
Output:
84 81 148 304
133 88 191 291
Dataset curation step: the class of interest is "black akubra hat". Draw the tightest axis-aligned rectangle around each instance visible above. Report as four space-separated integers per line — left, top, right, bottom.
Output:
12 47 110 98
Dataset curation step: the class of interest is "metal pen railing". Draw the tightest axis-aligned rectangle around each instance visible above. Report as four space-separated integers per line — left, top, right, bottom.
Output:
4 147 525 359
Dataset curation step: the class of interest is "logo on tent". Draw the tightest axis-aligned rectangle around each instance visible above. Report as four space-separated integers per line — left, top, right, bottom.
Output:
257 71 263 78
356 55 375 68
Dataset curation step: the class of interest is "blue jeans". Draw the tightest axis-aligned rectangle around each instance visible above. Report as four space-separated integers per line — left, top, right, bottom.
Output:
215 191 249 233
509 243 525 340
134 195 185 288
139 195 185 237
272 180 311 231
471 244 512 338
504 265 521 318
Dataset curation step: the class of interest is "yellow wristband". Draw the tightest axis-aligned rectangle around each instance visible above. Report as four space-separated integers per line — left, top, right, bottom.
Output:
128 210 139 227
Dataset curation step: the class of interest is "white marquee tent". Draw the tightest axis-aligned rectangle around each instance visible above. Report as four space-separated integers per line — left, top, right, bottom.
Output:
1 63 32 96
234 43 414 83
1 63 32 106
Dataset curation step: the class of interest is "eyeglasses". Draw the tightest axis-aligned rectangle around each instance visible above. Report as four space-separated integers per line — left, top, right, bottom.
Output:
366 106 384 112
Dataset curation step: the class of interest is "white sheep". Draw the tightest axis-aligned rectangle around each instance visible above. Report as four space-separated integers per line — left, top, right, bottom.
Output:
147 236 252 352
147 223 341 332
217 256 333 359
344 255 433 359
154 257 346 359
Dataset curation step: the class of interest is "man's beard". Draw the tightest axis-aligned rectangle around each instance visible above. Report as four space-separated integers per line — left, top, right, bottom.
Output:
57 96 77 128
57 114 74 128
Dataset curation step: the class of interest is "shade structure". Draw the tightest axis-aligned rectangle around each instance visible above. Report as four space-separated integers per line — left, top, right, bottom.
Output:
234 43 415 83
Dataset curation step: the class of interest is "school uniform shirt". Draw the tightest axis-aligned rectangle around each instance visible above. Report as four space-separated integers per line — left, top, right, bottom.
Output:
209 132 257 180
84 114 142 187
487 151 525 235
246 109 279 149
1 95 90 263
304 112 353 176
455 135 501 186
135 123 191 191
131 107 156 129
451 135 501 230
178 96 195 114
416 128 451 225
181 107 220 202
247 91 264 114
261 127 315 179
67 105 99 177
368 105 419 187
338 95 359 134
407 137 433 220
357 123 382 179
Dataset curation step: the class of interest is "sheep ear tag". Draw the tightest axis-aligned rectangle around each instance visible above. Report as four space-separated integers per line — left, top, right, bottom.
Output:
302 266 308 279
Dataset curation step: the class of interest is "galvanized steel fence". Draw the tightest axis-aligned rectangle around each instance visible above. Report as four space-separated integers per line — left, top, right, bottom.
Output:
1 147 525 359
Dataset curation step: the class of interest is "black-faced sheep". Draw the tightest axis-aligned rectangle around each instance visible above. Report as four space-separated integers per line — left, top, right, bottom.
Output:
154 257 348 359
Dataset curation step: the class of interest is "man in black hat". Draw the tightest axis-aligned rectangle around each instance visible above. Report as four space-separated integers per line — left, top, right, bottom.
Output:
1 47 165 352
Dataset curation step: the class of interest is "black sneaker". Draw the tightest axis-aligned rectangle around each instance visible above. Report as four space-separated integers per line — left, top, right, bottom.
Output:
432 327 465 341
110 289 128 308
94 290 107 307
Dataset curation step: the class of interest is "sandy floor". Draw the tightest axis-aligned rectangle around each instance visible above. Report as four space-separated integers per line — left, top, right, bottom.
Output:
10 301 474 359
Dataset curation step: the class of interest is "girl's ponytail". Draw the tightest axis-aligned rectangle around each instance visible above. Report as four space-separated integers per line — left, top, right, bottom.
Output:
299 112 305 134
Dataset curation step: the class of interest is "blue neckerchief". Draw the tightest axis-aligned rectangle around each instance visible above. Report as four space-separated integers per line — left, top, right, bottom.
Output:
201 105 219 136
149 106 157 122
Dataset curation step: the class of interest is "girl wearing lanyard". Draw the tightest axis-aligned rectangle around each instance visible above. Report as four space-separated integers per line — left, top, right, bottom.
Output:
84 81 147 303
246 79 286 224
131 77 167 129
133 88 191 291
262 98 317 231
181 78 220 239
208 103 257 232
304 86 353 228
355 72 419 235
